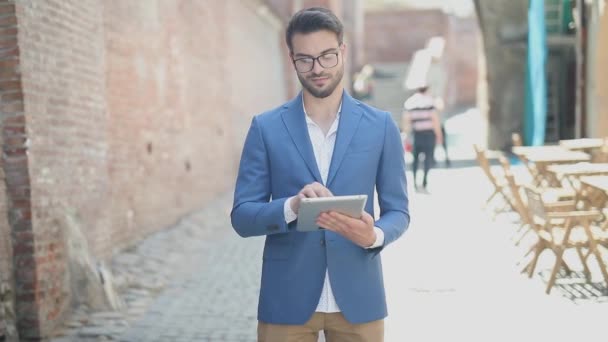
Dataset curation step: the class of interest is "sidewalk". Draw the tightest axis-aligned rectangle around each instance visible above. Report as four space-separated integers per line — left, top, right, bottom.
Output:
384 166 608 342
50 162 608 341
49 101 608 341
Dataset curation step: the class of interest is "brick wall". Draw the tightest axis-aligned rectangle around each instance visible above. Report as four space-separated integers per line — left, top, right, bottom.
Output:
103 0 287 256
0 1 14 321
364 9 447 63
0 0 288 339
224 1 289 156
14 0 108 337
442 14 479 112
0 0 29 339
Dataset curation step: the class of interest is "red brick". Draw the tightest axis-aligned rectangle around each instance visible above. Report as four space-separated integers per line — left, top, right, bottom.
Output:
0 14 16 27
0 57 17 67
0 36 16 49
14 230 34 242
12 241 34 255
0 4 15 15
0 100 23 112
3 146 27 157
1 90 23 101
0 26 16 37
2 114 25 126
0 79 21 91
0 45 18 58
3 134 26 147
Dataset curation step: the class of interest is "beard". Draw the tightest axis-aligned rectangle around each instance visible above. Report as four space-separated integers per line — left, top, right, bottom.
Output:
297 65 344 99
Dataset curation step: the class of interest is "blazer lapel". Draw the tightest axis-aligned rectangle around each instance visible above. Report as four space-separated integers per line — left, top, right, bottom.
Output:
281 93 323 183
327 92 362 187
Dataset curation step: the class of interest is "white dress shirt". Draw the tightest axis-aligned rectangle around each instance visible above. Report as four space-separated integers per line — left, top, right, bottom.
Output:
283 101 385 313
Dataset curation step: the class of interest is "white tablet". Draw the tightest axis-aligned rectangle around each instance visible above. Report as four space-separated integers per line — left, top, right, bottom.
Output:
296 195 368 232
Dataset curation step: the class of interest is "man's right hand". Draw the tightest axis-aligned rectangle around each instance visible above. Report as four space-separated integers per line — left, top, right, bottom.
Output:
290 182 333 214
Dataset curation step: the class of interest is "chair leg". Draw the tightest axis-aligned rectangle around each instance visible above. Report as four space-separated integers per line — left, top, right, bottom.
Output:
499 191 516 212
582 224 608 287
484 190 498 208
560 259 572 276
524 243 544 278
546 249 565 294
514 226 532 247
590 243 608 288
522 242 537 259
576 247 592 283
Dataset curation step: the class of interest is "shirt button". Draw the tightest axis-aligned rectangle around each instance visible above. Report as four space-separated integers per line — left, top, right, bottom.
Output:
320 238 325 246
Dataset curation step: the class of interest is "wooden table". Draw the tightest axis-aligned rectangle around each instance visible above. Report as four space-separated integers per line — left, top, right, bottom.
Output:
579 175 608 212
547 163 608 183
519 149 591 186
580 175 608 194
559 138 605 152
547 163 608 205
512 145 567 157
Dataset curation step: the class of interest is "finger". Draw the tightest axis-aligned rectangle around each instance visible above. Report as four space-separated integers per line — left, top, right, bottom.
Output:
325 212 351 231
319 187 333 197
291 195 302 213
300 187 318 198
311 183 333 197
316 212 340 231
310 184 329 197
361 212 375 226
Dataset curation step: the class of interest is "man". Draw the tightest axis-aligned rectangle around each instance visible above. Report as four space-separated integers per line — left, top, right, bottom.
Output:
402 85 443 190
231 7 409 342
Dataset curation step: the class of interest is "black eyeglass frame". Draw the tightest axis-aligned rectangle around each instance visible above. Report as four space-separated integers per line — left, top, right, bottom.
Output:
292 51 340 73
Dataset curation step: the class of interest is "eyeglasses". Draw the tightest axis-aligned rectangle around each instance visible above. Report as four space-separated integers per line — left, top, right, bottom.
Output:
292 51 339 73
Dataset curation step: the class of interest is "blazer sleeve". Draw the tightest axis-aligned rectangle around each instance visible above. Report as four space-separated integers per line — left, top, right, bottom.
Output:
230 116 292 237
373 112 410 248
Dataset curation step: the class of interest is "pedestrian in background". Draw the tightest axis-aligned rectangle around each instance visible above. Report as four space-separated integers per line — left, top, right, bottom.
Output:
434 97 451 167
402 85 443 190
231 7 409 342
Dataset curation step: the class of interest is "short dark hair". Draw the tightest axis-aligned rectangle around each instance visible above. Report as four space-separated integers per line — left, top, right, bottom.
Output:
285 7 344 52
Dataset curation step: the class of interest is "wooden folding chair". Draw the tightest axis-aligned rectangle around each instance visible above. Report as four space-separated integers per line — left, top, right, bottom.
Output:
510 133 545 185
502 164 576 247
474 145 515 215
522 186 608 294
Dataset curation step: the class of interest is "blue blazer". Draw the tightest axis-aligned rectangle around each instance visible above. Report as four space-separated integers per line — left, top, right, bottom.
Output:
231 91 409 325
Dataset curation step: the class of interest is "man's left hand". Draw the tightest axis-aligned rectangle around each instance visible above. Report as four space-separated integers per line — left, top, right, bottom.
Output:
316 211 376 248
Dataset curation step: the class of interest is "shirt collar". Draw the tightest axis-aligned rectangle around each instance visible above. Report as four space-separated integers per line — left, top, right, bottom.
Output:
303 101 343 125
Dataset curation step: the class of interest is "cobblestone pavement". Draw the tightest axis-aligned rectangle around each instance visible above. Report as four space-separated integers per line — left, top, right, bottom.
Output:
50 193 263 342
51 163 608 342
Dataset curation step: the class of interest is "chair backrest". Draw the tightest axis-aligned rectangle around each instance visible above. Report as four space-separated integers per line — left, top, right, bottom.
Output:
523 186 547 224
498 155 511 174
474 144 498 184
504 171 532 225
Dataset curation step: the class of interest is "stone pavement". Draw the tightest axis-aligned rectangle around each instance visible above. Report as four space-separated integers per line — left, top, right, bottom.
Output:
49 160 608 342
50 193 263 342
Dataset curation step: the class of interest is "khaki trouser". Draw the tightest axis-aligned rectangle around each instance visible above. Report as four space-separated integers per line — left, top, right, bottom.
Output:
258 312 384 342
